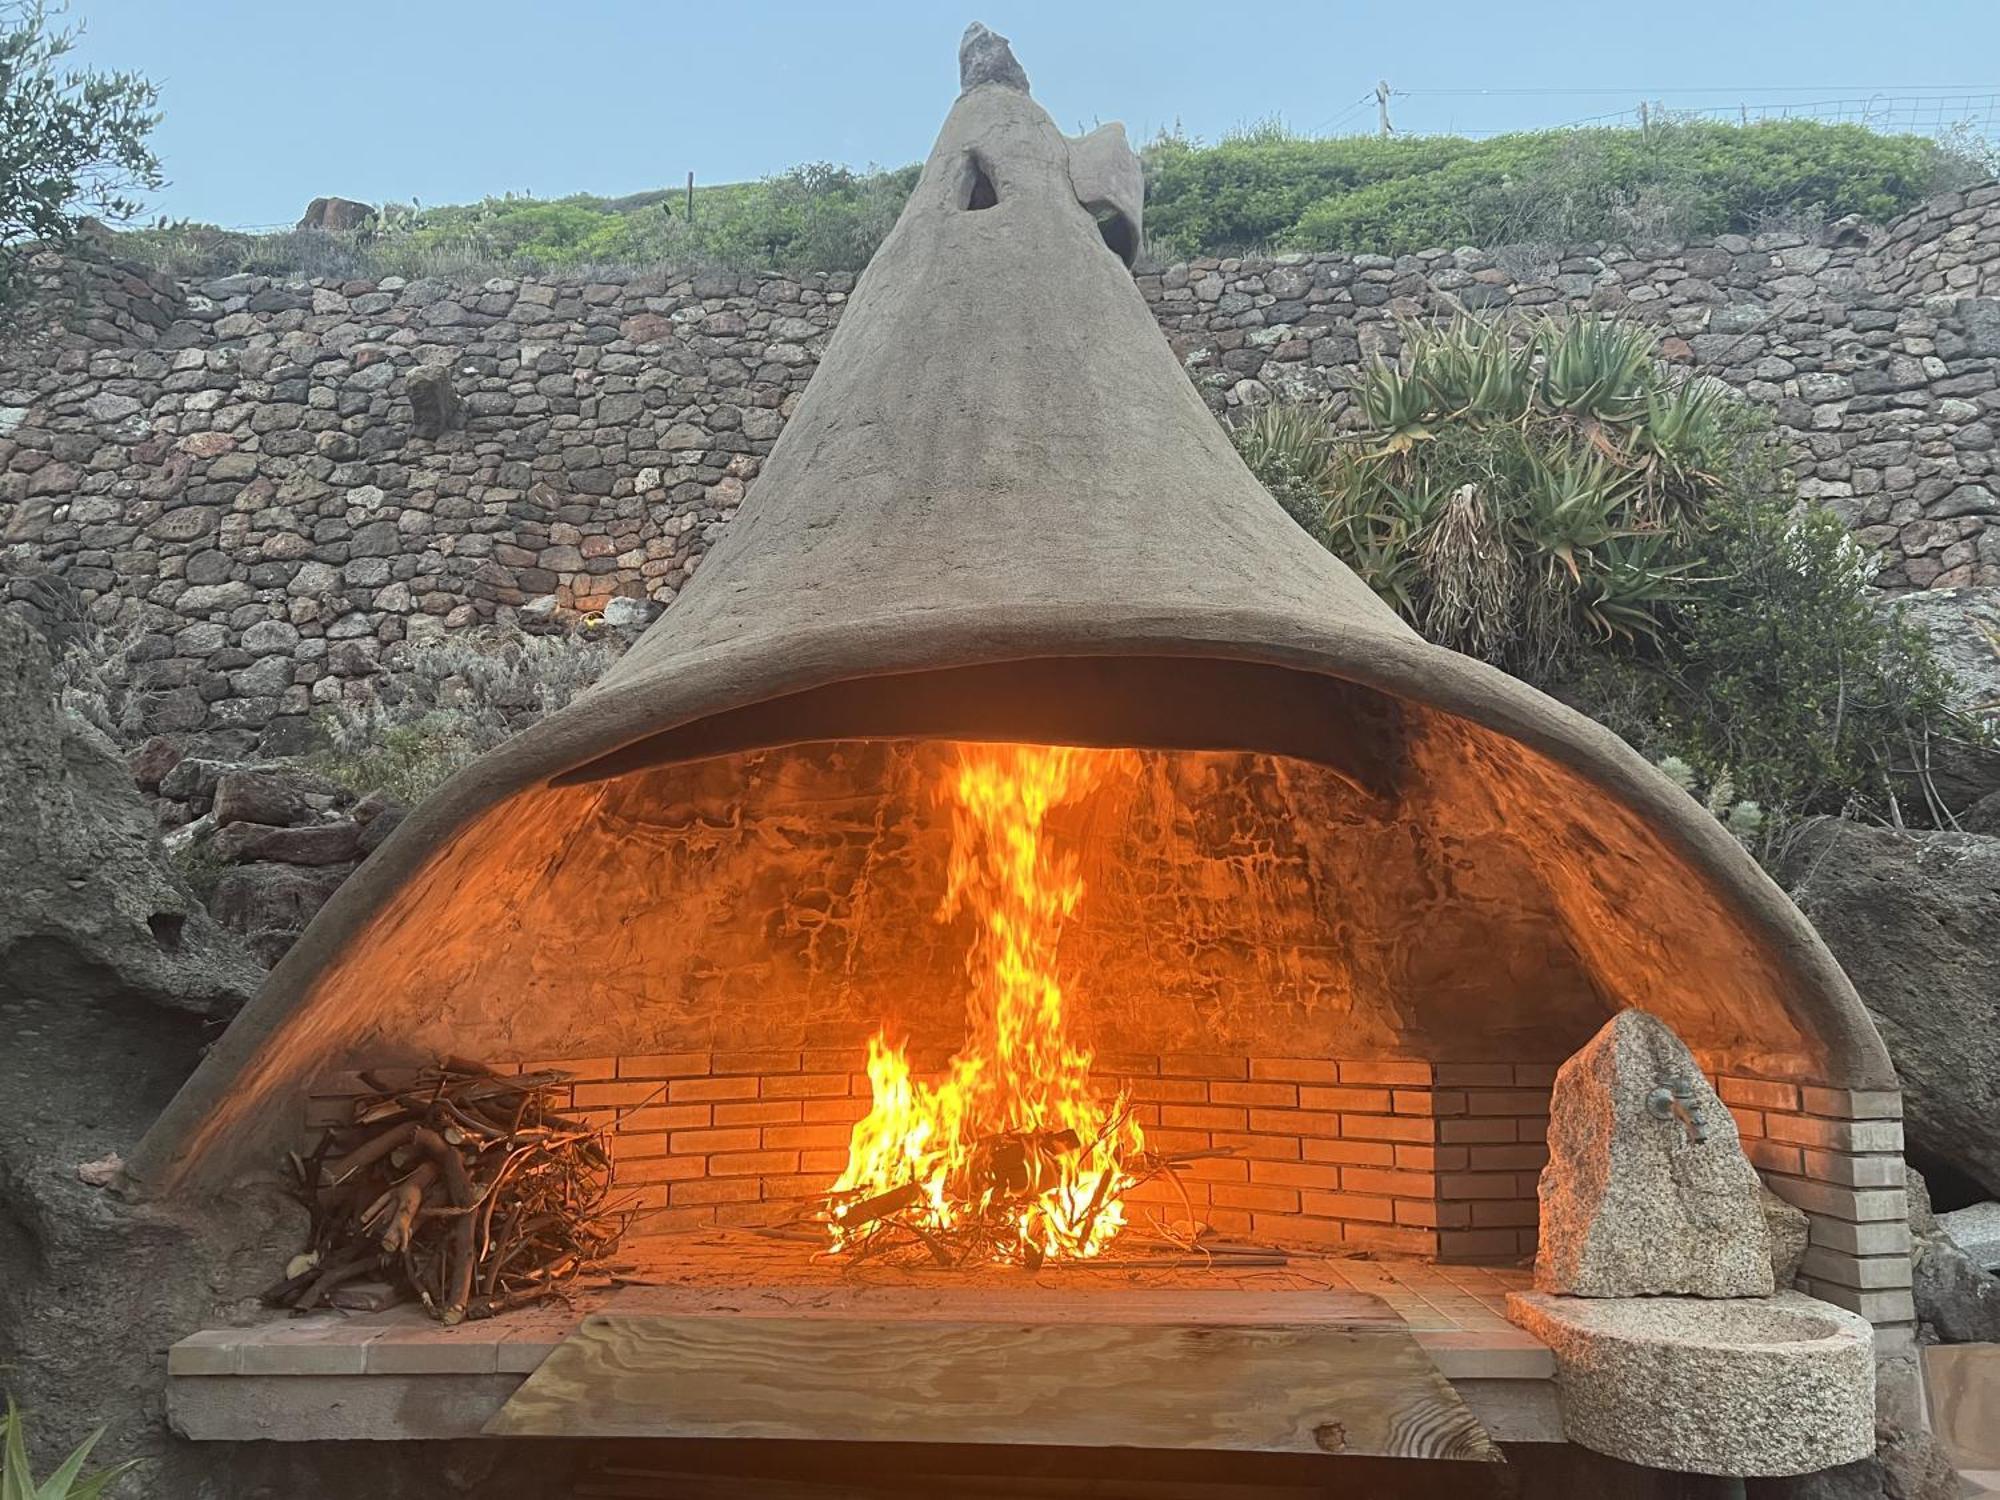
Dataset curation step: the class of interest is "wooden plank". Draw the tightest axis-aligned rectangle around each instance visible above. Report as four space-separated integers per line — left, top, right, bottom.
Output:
605 1283 1404 1327
485 1314 1499 1459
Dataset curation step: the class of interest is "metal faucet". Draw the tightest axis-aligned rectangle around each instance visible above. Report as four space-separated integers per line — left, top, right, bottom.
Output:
1646 1080 1708 1145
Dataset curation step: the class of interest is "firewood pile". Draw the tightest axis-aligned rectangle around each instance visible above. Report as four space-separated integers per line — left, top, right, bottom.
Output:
811 1129 1262 1270
264 1057 626 1323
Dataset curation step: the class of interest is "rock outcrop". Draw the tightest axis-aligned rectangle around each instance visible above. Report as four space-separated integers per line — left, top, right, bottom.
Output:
1913 1233 2000 1344
1885 586 2000 811
0 612 269 1471
0 612 259 1019
1535 1009 1775 1298
1781 820 2000 1197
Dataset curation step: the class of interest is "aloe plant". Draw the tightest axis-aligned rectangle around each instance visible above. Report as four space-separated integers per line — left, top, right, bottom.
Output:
1232 312 1742 672
1230 311 1976 848
1 1400 139 1500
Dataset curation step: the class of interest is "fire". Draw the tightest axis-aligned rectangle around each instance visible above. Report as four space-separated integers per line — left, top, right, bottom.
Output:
827 744 1144 1263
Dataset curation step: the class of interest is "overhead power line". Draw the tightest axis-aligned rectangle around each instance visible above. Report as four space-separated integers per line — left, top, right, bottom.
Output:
1396 84 2000 98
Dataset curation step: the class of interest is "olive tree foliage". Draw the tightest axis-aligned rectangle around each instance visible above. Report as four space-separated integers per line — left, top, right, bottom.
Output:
0 0 161 292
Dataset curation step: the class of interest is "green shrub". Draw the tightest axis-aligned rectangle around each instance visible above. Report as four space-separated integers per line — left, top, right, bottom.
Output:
1147 118 1959 260
1555 499 1963 832
1285 120 1944 254
0 0 161 298
1233 313 1979 845
1238 316 1723 672
1227 400 1340 532
124 162 923 282
1140 123 1476 260
2 1397 139 1499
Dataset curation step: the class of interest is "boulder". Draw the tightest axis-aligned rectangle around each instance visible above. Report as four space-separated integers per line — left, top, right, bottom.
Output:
1937 1201 2000 1271
1912 1233 2000 1344
1780 820 2000 1197
356 803 407 856
212 769 311 828
297 195 375 232
958 21 1031 93
1535 1009 1774 1298
1906 1167 2000 1345
1886 586 2000 736
599 595 652 630
211 819 361 867
158 755 349 813
0 613 273 1473
1966 787 2000 836
158 755 247 808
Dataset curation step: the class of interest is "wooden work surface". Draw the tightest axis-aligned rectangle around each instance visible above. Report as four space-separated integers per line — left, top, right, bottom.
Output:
486 1283 1499 1460
170 1233 1552 1449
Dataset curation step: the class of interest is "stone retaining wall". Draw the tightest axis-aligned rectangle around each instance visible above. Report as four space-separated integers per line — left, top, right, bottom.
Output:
3 183 1999 750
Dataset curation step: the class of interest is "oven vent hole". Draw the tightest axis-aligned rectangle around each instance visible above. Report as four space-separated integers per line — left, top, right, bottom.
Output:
963 156 998 211
148 912 185 951
1095 207 1138 267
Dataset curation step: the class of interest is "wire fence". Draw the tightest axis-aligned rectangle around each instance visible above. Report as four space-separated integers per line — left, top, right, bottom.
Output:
1335 85 2000 147
1565 93 1999 138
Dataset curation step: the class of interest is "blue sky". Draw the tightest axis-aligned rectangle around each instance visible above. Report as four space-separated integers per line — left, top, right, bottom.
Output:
62 0 2000 228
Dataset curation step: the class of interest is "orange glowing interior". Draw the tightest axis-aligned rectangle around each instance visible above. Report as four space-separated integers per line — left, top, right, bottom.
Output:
827 744 1147 1263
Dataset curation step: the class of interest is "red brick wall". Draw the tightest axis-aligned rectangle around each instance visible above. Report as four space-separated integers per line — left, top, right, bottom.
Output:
314 1049 1556 1261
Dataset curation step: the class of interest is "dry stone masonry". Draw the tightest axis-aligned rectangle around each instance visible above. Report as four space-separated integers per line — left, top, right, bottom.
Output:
3 185 2000 749
0 254 844 750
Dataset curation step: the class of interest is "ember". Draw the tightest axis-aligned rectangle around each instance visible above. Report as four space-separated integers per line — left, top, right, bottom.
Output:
823 745 1149 1265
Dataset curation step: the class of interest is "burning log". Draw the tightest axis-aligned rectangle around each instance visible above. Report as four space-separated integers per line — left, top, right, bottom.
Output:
264 1060 629 1322
810 1133 1239 1269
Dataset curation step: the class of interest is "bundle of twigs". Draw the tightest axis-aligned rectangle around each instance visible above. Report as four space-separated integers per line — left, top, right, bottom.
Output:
264 1057 626 1323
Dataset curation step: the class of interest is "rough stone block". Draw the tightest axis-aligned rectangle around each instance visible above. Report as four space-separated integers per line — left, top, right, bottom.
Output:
1536 1010 1774 1298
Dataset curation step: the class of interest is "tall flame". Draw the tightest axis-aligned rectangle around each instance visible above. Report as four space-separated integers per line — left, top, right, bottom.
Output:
828 744 1144 1262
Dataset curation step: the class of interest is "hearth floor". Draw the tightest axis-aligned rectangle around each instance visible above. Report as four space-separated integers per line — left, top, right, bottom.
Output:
167 1230 1556 1445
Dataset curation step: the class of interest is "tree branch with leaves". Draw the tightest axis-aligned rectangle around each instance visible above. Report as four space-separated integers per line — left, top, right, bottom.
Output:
0 0 161 294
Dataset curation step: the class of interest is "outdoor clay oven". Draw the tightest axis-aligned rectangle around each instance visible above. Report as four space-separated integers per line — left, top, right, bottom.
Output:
140 30 1911 1469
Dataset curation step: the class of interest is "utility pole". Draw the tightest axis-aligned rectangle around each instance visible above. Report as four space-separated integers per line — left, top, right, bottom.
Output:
1638 100 1650 140
1376 80 1394 137
686 171 695 224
